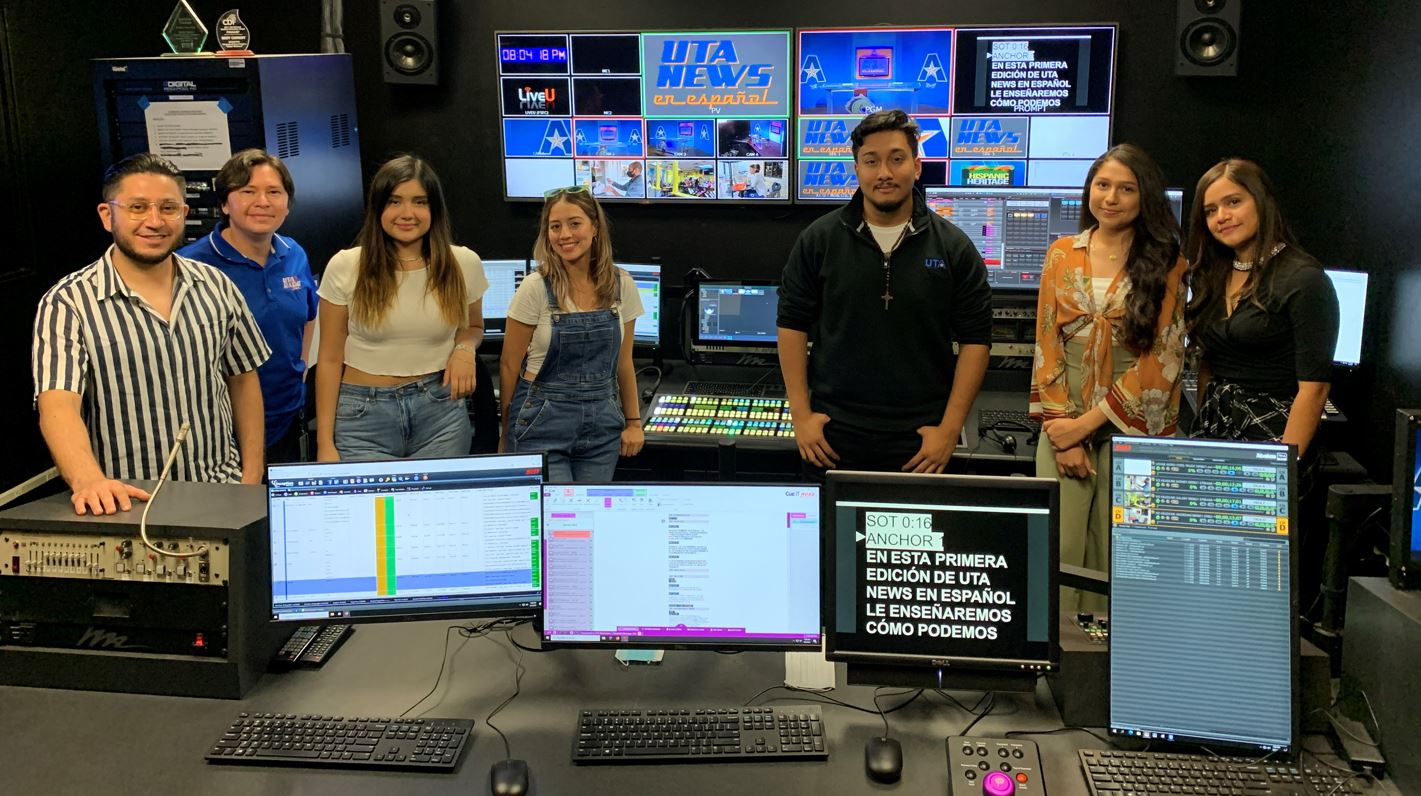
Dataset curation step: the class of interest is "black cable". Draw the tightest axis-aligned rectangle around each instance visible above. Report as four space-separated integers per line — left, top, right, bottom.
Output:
484 633 528 761
872 687 892 739
957 692 995 736
399 624 465 718
743 684 922 717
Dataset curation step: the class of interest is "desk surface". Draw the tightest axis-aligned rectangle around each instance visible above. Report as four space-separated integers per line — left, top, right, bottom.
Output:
0 621 1085 796
4 620 1396 796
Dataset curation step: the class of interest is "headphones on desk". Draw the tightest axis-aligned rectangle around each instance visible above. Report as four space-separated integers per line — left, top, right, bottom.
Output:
980 421 1039 455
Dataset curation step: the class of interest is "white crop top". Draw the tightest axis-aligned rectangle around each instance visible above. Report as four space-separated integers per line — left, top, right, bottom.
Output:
318 245 489 376
506 270 645 377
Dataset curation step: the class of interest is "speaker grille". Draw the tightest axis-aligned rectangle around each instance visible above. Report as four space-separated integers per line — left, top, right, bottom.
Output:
1181 19 1237 66
329 113 352 149
275 121 300 159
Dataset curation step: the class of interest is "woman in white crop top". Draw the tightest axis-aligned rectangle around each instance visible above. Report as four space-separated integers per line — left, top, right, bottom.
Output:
498 187 644 481
314 155 488 461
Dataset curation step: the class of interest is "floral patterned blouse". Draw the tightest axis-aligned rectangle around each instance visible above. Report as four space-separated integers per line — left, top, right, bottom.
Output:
1029 229 1188 436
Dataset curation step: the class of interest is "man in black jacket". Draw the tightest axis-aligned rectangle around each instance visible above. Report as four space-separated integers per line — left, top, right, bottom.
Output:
777 110 992 476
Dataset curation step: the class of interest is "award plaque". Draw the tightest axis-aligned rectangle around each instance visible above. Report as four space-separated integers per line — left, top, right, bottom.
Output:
215 9 254 56
162 0 210 56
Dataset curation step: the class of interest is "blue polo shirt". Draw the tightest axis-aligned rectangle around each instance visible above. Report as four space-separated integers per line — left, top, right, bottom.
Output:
179 222 318 445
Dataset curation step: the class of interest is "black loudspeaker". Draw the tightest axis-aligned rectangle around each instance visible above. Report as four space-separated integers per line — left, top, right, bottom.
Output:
1176 0 1240 77
380 0 437 85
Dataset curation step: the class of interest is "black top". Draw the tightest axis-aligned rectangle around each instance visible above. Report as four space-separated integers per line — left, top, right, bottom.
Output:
1194 247 1339 398
777 187 992 431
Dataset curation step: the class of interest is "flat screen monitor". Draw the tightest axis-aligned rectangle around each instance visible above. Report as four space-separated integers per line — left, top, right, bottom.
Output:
541 483 822 650
795 25 1117 201
1390 409 1421 589
481 258 529 339
1325 268 1368 367
617 262 661 348
1108 435 1298 755
923 186 1183 291
822 471 1059 691
692 280 780 353
267 453 546 624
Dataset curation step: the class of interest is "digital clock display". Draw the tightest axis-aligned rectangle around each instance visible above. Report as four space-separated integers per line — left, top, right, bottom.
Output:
498 34 571 75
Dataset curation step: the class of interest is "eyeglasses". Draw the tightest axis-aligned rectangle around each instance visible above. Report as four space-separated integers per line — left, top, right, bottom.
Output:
107 200 186 220
543 184 591 198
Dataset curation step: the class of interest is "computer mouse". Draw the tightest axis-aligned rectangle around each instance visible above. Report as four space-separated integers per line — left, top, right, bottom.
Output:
489 758 529 796
864 736 903 783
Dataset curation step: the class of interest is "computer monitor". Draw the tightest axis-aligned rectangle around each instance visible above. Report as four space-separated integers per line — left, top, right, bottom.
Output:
1108 435 1298 755
822 471 1060 692
1391 409 1421 590
691 280 780 356
616 262 661 348
481 258 529 339
540 482 822 650
267 453 546 624
923 186 1184 292
1325 268 1368 367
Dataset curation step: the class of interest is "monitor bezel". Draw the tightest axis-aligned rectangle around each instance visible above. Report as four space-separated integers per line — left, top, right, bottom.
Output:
821 470 1061 673
1105 435 1301 758
690 278 782 352
538 480 824 652
265 452 548 626
1391 409 1421 590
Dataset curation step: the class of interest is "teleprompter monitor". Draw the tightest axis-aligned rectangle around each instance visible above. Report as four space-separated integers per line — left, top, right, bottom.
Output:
540 483 822 650
823 471 1059 692
1391 409 1421 590
1108 435 1298 755
267 453 546 624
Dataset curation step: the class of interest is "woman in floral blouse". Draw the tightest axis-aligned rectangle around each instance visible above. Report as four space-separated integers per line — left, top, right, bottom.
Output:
1029 143 1188 610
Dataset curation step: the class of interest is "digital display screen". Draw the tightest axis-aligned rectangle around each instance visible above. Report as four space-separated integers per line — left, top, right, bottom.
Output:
499 29 792 203
796 25 1115 201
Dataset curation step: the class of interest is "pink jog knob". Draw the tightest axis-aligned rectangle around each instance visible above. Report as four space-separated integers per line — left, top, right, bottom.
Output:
982 770 1016 796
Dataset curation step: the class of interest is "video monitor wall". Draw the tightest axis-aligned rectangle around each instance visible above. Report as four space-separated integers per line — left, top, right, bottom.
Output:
499 25 1116 204
797 26 1116 201
498 30 792 203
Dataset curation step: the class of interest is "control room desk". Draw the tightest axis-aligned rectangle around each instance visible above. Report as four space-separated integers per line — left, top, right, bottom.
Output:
5 620 1098 796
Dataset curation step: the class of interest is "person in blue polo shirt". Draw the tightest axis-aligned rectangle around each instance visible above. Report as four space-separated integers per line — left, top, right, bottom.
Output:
179 149 317 463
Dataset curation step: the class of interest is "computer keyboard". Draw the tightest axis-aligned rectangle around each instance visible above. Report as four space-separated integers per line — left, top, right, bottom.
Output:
573 705 828 764
682 380 786 397
978 408 1041 434
204 713 474 771
1079 749 1364 795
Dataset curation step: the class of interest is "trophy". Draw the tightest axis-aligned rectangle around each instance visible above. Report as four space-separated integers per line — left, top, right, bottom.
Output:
215 9 254 57
161 1 210 56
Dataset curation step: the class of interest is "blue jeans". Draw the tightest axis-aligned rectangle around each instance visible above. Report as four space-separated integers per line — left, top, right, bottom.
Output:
335 374 471 461
507 378 623 482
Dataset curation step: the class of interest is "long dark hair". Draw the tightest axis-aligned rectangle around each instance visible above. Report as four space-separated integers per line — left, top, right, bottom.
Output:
1184 158 1301 329
1079 143 1180 354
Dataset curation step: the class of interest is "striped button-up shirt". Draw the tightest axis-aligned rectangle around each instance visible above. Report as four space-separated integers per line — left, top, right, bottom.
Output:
32 247 271 483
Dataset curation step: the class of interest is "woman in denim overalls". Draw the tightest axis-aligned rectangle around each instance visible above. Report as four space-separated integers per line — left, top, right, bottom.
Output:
499 188 645 481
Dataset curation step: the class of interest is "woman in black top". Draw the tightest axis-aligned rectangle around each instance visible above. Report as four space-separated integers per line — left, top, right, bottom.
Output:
1184 158 1339 469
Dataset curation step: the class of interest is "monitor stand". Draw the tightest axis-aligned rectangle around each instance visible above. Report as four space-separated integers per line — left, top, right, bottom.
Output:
846 662 1037 693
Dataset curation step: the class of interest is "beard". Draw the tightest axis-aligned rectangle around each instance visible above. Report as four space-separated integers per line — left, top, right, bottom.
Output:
866 193 907 216
113 231 177 267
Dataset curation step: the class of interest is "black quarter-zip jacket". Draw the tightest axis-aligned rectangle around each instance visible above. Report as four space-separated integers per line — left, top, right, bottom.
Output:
777 186 993 432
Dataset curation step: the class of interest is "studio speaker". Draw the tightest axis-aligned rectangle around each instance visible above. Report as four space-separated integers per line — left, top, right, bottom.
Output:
1176 0 1240 77
380 0 437 85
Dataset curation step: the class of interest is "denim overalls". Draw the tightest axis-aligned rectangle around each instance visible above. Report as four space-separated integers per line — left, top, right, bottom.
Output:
507 280 624 482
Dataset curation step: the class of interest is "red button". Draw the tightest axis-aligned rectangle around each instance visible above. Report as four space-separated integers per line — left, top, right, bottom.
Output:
1015 772 1029 783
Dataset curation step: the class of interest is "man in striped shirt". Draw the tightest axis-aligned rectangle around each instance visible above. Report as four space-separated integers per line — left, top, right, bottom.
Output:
32 153 271 515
